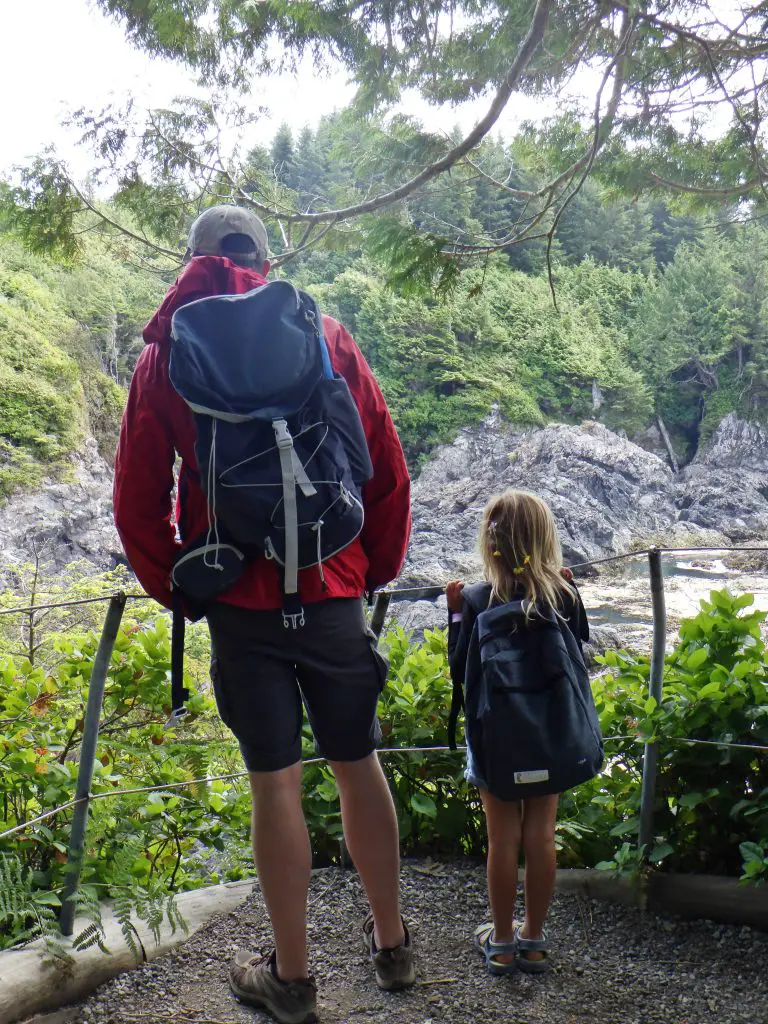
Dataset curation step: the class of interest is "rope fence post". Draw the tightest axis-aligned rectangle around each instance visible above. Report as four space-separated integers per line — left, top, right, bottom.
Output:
60 593 127 936
638 548 666 856
369 591 392 639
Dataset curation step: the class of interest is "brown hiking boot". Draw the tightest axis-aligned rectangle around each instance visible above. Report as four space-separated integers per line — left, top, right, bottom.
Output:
229 950 318 1024
362 913 416 991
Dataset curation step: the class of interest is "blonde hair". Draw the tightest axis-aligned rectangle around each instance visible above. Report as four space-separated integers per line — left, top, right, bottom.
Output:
479 489 572 612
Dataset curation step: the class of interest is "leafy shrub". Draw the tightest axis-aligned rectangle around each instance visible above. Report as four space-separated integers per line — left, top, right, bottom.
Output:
1 586 766 953
578 590 768 880
377 625 484 854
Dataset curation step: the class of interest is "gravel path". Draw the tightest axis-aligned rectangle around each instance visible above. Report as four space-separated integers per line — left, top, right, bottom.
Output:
67 862 767 1024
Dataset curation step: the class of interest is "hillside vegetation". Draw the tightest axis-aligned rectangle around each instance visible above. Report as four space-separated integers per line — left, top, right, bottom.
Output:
2 119 768 486
0 231 164 496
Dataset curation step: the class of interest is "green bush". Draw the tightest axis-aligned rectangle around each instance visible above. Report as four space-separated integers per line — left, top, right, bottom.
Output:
1 586 766 953
584 589 768 880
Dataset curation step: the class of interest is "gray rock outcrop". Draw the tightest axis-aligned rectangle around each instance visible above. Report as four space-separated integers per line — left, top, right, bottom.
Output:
0 438 122 576
406 411 677 584
405 411 767 586
677 414 768 540
0 414 764 594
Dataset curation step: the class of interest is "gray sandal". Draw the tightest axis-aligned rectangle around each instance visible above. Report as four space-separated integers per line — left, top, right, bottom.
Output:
514 925 550 974
473 922 517 975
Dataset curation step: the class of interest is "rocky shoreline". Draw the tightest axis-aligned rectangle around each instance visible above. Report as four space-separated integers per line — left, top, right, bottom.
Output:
404 411 768 587
0 413 764 619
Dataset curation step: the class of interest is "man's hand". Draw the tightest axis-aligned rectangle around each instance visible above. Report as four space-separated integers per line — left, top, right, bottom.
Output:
446 580 465 612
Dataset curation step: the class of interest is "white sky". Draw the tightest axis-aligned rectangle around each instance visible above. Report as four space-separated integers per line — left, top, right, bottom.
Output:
0 0 567 180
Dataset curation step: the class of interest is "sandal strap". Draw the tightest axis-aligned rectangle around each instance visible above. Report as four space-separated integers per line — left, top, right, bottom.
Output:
475 923 516 957
514 927 549 953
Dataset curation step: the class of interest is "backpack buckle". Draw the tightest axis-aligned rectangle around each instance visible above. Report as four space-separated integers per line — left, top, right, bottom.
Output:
273 418 293 449
164 707 188 730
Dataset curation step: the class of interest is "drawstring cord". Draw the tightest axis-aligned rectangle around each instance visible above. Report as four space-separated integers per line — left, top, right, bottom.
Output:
313 520 326 589
204 419 223 570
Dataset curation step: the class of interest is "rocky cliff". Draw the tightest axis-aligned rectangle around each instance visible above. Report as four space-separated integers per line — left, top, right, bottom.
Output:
0 415 764 590
677 414 768 540
0 438 122 576
404 411 768 586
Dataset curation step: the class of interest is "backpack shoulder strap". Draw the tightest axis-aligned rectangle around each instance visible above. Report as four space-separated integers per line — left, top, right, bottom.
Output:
463 582 493 613
447 583 491 750
297 289 333 380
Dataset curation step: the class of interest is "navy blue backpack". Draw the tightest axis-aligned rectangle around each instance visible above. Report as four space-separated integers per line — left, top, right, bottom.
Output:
164 281 373 717
449 584 603 800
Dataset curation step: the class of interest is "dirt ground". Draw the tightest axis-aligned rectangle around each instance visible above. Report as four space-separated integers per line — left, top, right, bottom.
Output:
48 861 768 1024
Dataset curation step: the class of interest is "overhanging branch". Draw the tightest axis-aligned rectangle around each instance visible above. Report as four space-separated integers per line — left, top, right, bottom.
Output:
232 0 552 226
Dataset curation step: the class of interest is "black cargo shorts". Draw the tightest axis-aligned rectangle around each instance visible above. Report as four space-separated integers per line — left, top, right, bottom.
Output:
205 598 388 772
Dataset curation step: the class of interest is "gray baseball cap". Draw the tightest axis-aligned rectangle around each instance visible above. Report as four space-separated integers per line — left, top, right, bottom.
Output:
187 205 269 262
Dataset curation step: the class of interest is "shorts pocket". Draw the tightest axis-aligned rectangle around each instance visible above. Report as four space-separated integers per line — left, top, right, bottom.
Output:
369 635 389 692
210 654 235 730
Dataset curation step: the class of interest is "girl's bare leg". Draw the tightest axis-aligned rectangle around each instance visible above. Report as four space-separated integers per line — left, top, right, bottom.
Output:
520 794 559 958
480 788 522 954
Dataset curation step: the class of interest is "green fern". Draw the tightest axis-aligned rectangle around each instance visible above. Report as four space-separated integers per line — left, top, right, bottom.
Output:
0 854 60 951
70 886 110 953
1 851 186 968
113 893 144 963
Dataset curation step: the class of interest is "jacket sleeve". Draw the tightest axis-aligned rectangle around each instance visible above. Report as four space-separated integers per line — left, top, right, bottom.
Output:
326 318 411 589
113 345 179 608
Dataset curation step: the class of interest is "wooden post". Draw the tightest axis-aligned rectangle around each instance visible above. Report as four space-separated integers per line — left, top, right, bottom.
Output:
60 594 126 936
638 549 666 856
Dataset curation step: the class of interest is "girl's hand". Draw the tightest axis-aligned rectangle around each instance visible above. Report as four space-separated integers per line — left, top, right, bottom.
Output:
560 567 574 582
446 580 465 612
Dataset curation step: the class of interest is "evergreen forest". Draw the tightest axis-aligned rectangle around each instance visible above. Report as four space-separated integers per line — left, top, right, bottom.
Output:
2 112 768 492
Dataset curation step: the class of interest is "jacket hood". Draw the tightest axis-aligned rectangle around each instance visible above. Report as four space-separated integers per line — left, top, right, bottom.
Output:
144 255 269 346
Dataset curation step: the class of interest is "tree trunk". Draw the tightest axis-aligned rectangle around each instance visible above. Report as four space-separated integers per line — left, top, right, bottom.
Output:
655 414 679 474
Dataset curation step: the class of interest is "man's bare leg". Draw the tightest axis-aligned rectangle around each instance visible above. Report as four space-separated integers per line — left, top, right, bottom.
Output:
249 762 312 980
330 753 404 948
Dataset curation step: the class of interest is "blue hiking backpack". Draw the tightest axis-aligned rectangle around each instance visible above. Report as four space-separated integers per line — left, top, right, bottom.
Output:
448 583 603 800
168 280 373 629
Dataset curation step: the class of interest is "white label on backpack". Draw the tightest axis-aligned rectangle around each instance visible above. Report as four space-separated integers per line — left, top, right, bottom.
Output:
514 770 549 784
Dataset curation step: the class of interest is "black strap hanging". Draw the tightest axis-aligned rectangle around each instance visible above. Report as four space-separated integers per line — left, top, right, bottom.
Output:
448 677 464 751
168 589 190 726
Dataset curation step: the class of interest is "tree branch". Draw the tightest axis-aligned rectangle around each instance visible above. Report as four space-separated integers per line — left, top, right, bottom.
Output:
544 10 635 308
233 0 551 225
649 172 764 197
66 175 182 260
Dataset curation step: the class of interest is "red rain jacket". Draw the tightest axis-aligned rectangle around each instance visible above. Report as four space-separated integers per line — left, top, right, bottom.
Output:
113 256 411 610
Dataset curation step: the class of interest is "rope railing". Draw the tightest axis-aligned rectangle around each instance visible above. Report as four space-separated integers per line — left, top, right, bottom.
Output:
0 543 764 618
0 591 149 617
0 541 767 932
3 734 767 844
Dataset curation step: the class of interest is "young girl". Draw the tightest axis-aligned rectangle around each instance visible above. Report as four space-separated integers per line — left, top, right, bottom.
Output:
446 488 590 975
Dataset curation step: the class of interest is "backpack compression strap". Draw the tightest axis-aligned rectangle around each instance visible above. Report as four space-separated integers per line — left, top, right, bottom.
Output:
272 418 317 626
167 589 190 728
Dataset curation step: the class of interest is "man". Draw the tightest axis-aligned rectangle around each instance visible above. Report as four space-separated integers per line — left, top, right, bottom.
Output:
114 206 414 1024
